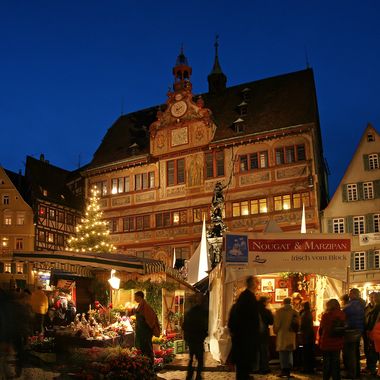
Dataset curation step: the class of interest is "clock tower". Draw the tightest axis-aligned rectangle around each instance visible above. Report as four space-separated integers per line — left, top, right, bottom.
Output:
150 48 216 157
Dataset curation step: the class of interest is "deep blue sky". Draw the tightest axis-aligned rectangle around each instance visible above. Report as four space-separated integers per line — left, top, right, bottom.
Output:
0 1 379 196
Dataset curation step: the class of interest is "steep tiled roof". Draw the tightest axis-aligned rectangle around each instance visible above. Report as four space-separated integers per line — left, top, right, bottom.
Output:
4 169 29 201
24 156 83 210
89 68 318 168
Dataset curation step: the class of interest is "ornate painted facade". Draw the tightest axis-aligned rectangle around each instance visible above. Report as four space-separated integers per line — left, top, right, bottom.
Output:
82 46 329 266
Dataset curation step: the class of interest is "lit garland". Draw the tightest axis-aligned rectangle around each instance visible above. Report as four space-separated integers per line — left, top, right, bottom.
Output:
66 186 116 253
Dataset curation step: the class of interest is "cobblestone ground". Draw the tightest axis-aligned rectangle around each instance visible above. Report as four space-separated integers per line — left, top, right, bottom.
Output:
158 369 322 379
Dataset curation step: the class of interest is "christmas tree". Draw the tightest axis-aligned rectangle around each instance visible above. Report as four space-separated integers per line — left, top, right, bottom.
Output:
67 186 115 253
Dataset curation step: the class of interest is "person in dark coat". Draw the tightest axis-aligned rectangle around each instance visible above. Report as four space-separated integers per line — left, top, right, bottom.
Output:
257 296 273 374
228 275 260 380
300 301 315 374
343 288 365 379
365 292 380 376
182 293 208 380
319 298 346 380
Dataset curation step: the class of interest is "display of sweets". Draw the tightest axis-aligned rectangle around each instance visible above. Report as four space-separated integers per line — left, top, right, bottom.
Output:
67 313 133 340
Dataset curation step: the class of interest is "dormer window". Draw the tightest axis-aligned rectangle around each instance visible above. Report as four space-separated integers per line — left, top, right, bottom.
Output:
42 189 48 196
242 87 251 102
368 133 375 142
238 101 248 116
233 118 245 133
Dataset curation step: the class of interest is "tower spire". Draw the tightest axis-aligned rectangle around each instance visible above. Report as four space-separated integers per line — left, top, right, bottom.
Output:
208 35 227 93
172 46 192 92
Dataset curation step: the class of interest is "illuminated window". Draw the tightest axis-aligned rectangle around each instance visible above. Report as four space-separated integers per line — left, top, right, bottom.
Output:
4 216 12 225
292 192 310 208
369 154 379 170
250 199 268 214
374 214 380 233
39 206 46 216
2 195 9 205
347 184 358 201
353 252 366 271
4 263 11 273
47 233 54 243
2 237 9 247
15 214 25 225
205 151 224 178
274 195 291 211
111 178 118 194
333 218 345 234
363 182 374 200
232 200 252 217
125 177 130 192
16 263 23 274
353 216 365 235
15 238 23 250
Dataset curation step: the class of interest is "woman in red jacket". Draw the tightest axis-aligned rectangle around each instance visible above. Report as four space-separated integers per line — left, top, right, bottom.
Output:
319 299 346 380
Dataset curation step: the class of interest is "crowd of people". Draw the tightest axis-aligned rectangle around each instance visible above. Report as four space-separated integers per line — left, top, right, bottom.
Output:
224 276 380 380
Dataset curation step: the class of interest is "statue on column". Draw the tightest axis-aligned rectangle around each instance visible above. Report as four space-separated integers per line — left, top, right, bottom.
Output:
207 181 227 267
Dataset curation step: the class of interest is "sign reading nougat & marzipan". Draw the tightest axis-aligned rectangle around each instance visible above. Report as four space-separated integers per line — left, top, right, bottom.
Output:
224 233 352 282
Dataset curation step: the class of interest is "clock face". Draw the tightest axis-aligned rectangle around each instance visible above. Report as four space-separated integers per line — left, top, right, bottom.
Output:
171 100 187 118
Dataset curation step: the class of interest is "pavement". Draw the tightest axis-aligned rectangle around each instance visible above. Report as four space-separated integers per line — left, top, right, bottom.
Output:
157 352 380 380
4 351 380 379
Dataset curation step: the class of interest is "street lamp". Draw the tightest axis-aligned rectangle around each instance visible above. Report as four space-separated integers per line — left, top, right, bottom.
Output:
108 269 120 290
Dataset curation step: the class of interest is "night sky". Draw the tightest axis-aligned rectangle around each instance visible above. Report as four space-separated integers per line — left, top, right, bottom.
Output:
0 1 379 196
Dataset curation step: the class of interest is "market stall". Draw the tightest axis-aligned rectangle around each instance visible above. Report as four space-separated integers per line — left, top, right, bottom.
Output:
208 232 352 363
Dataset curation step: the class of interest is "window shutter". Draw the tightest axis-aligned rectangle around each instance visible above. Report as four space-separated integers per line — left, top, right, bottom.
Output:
342 184 348 202
346 216 353 234
0 262 3 272
350 252 355 270
374 180 380 199
363 154 369 171
367 250 374 270
11 263 16 274
357 182 363 200
23 263 28 274
366 214 374 233
327 219 333 233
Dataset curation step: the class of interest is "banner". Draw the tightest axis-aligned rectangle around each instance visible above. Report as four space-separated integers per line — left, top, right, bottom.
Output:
224 233 351 282
359 233 380 246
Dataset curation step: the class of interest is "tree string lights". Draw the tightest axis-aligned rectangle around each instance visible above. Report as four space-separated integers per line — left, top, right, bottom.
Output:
67 186 115 253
